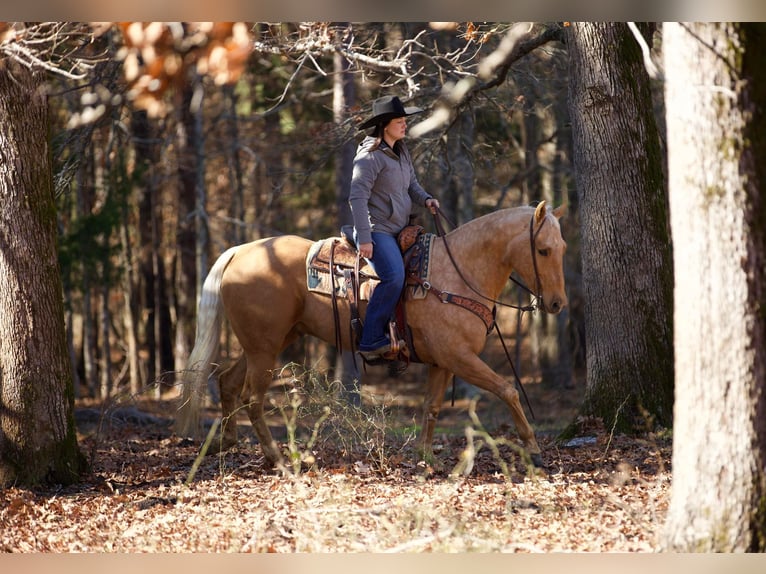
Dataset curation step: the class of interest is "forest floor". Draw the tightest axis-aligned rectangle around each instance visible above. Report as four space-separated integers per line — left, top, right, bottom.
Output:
1 356 672 553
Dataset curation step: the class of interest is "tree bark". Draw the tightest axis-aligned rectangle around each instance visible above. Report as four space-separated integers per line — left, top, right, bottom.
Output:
662 22 766 552
332 48 361 399
519 67 572 387
439 110 475 226
133 109 156 393
566 22 674 432
333 50 356 229
224 84 246 246
120 206 140 395
174 76 202 374
192 77 208 316
76 160 98 397
0 62 86 486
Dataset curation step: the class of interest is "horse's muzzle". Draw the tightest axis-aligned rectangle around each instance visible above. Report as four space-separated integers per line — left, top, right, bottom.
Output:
544 296 567 315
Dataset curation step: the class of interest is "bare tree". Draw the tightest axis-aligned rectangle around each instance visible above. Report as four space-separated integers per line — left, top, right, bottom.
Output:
662 22 766 552
174 74 204 374
133 109 160 393
333 49 356 227
332 44 362 399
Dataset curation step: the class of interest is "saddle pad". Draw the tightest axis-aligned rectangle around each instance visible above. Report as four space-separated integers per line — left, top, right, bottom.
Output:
306 238 377 300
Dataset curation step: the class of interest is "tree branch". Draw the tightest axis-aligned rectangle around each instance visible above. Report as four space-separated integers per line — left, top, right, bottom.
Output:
410 22 563 139
627 22 662 80
477 22 564 90
0 22 106 81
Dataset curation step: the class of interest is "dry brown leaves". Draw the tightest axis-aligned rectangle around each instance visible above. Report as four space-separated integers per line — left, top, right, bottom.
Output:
0 394 671 553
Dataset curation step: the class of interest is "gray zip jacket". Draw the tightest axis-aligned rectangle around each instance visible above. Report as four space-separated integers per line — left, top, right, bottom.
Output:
348 136 432 245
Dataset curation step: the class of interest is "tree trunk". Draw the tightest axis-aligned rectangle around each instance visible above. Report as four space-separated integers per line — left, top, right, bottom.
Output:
224 84 246 246
332 48 361 399
98 282 112 398
0 62 86 486
174 76 202 374
77 161 98 397
519 70 572 387
193 77 208 314
566 22 674 432
333 49 356 229
92 124 112 399
133 109 156 393
662 22 766 552
437 105 475 227
119 206 141 395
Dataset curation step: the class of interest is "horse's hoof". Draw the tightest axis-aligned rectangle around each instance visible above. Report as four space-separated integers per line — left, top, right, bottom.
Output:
530 453 544 468
205 437 237 456
260 443 284 469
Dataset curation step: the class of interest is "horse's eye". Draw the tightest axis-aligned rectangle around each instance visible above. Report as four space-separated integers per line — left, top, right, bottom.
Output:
537 248 550 257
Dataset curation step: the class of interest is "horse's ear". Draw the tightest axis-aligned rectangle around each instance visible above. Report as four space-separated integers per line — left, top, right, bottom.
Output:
552 203 567 220
534 200 547 224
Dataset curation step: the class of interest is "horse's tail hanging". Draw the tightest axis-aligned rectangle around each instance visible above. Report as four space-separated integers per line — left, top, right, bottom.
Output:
175 245 240 439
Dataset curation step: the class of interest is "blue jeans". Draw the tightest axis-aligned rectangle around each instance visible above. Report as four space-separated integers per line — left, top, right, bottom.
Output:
358 231 404 351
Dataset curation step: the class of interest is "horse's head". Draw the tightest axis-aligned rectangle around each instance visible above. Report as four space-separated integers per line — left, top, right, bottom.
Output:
519 201 568 314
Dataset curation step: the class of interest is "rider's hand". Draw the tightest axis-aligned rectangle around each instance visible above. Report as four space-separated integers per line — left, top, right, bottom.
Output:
359 242 373 259
426 198 440 214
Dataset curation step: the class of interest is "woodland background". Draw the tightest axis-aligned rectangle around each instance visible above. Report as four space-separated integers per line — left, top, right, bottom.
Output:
2 21 765 553
49 22 581 403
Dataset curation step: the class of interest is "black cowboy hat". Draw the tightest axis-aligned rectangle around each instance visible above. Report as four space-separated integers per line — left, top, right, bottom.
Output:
358 95 423 130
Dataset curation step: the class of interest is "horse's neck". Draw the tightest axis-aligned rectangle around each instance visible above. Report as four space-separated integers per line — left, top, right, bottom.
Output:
436 208 531 297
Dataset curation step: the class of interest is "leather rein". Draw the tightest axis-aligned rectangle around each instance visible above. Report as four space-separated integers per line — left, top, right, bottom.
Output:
430 207 547 420
431 207 545 313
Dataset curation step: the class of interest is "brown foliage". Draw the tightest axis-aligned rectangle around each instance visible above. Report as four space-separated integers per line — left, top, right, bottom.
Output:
110 22 252 117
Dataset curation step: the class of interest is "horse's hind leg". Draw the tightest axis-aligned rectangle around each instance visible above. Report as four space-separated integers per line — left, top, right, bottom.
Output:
419 365 452 464
210 355 247 453
241 352 283 467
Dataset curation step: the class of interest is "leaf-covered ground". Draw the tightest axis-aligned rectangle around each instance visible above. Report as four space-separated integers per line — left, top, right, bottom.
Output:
1 369 672 553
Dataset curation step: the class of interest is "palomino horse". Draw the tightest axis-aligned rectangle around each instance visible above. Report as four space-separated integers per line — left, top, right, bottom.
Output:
175 201 567 468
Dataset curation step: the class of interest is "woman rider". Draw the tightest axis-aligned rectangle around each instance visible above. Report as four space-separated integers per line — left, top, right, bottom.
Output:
349 95 440 361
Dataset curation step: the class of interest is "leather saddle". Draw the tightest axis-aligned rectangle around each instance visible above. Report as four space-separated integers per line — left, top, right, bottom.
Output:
309 225 374 277
310 224 427 371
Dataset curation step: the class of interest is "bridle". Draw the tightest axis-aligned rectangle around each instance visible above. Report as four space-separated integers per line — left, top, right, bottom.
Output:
511 209 547 310
432 207 546 313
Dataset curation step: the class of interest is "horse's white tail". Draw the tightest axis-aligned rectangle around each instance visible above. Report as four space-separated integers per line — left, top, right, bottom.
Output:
174 245 240 438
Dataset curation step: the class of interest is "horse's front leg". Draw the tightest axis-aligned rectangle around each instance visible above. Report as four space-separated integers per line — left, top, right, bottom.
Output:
419 365 452 465
448 354 543 467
